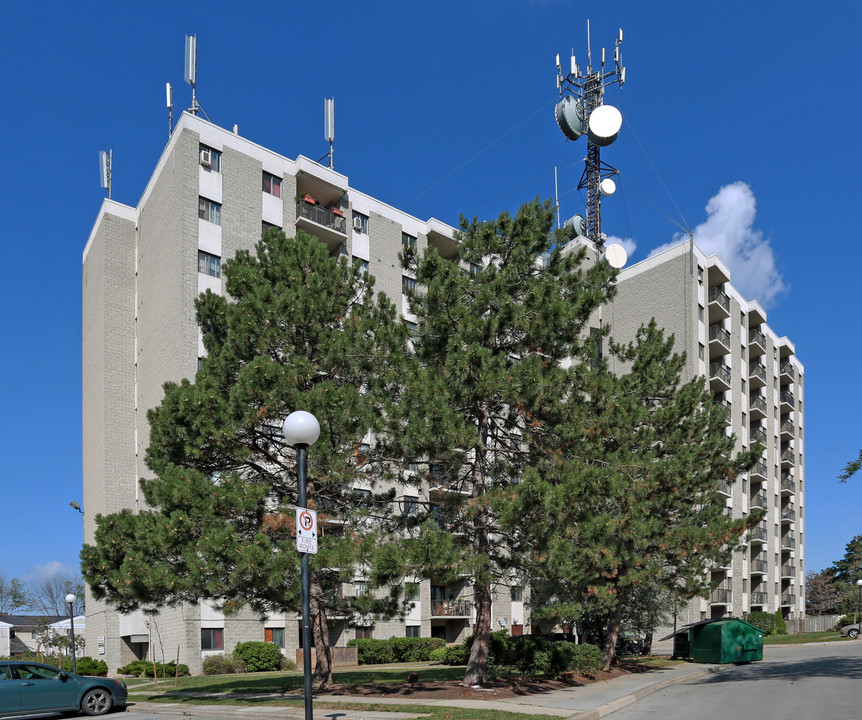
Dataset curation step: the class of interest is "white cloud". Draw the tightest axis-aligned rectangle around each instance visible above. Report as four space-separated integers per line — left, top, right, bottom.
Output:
648 182 785 307
24 561 78 584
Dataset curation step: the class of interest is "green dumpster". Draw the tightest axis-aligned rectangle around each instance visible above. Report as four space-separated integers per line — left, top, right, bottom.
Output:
688 618 763 663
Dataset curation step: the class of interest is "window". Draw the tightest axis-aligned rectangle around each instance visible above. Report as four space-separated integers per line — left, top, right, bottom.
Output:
742 379 746 393
402 276 417 294
353 212 369 234
198 250 221 278
265 627 285 647
354 581 369 597
262 221 281 233
199 144 221 172
698 305 704 322
201 628 224 650
406 461 419 473
511 587 523 602
742 578 748 592
697 267 703 285
402 496 419 515
262 171 282 198
469 262 482 275
402 232 417 249
353 257 369 275
405 626 420 638
698 343 705 360
198 197 221 225
355 627 372 640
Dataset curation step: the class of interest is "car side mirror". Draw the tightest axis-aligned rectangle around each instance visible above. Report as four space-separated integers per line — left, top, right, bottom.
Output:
58 672 69 680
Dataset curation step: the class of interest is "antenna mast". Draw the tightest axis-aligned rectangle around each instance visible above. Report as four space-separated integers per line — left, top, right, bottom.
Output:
185 34 198 116
324 97 335 169
554 21 625 249
99 149 113 199
166 82 174 137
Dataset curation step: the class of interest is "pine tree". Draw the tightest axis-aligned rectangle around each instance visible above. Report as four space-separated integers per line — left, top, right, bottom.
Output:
827 535 862 583
399 198 616 686
498 321 764 670
81 229 410 688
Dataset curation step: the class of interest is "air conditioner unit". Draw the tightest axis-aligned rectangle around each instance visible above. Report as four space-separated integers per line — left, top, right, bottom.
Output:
199 147 212 167
353 216 363 232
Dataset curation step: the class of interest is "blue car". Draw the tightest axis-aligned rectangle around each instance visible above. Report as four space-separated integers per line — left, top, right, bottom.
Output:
0 661 127 717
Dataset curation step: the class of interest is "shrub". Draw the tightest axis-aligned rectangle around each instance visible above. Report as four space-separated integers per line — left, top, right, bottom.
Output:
746 611 777 636
61 657 108 676
774 611 788 635
838 614 855 628
388 637 446 662
116 659 190 678
429 647 448 662
280 657 296 671
202 654 247 675
569 643 603 676
347 638 395 665
233 641 283 672
506 635 555 678
443 644 469 665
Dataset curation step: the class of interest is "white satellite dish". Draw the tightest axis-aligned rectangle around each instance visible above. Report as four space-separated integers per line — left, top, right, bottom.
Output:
600 178 617 197
604 243 628 269
587 104 623 146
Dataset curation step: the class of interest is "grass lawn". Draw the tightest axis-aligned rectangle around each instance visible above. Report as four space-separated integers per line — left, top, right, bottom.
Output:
763 630 849 645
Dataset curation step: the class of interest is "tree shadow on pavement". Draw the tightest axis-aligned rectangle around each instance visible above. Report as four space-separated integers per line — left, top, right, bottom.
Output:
692 655 862 683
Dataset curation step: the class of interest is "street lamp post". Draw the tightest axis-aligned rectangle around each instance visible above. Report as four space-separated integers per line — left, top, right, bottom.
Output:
282 411 320 720
65 593 77 674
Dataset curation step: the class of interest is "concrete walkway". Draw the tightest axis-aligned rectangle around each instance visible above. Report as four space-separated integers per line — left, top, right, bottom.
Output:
131 662 722 719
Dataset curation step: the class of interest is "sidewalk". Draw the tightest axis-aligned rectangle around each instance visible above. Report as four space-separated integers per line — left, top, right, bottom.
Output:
130 662 722 720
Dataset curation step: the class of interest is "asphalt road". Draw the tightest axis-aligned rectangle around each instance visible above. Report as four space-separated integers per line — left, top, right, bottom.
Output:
606 642 862 720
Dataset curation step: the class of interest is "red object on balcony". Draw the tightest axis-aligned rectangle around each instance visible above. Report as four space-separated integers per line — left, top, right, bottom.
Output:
331 208 343 217
303 194 316 204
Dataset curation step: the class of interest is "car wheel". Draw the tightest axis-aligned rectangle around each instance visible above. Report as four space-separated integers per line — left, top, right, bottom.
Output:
850 628 860 639
81 688 113 716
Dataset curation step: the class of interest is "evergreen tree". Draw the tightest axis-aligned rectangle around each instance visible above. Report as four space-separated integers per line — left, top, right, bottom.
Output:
82 230 409 688
827 535 862 583
498 321 764 670
399 198 616 686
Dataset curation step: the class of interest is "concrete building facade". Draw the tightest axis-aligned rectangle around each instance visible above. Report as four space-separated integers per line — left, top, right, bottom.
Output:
83 112 525 674
605 240 805 629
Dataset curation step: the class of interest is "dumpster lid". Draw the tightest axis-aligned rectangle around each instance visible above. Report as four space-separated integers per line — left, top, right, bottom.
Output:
659 616 764 642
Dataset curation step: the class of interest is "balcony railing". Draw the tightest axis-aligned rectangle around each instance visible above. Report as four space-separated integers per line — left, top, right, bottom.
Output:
749 329 766 348
780 593 796 606
717 480 733 496
781 564 797 577
780 391 795 409
779 361 795 381
710 362 731 386
749 362 767 383
781 449 796 465
750 591 768 605
749 394 767 415
780 535 796 550
711 587 732 604
750 492 767 508
431 599 471 617
781 508 796 522
781 475 796 493
750 428 767 444
708 286 730 312
749 525 768 542
296 200 347 234
750 461 767 479
750 559 768 574
709 324 730 348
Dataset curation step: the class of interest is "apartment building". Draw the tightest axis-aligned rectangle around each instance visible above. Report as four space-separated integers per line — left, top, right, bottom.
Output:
603 240 805 628
82 112 526 673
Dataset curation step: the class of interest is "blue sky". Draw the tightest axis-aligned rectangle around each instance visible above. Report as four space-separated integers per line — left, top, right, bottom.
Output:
1 1 859 586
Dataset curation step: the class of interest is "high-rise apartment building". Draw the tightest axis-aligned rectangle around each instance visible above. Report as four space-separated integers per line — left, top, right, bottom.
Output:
82 112 526 673
604 240 805 628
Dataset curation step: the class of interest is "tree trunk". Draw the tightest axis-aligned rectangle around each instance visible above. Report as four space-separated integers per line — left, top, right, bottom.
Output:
310 577 333 689
643 631 653 656
601 594 623 671
463 583 492 686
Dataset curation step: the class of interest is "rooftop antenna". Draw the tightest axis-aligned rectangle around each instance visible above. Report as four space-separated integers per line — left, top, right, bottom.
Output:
184 34 198 116
323 97 335 169
166 82 174 138
554 20 626 250
99 149 112 199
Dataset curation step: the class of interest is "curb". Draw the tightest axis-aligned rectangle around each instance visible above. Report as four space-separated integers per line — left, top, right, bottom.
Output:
563 666 722 720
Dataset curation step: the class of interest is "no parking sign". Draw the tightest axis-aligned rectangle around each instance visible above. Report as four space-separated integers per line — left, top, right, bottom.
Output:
296 507 318 554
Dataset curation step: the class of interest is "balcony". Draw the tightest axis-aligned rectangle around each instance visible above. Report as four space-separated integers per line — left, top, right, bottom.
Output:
295 199 347 252
709 362 731 392
713 398 732 425
780 360 795 384
750 559 768 575
780 419 795 440
750 492 767 510
750 461 767 481
717 480 733 497
749 525 768 543
431 599 471 617
780 474 796 495
780 507 796 523
708 286 731 319
780 535 796 551
750 591 768 606
750 427 767 445
780 391 795 413
709 324 731 355
781 563 797 578
780 593 796 606
749 394 767 420
711 586 732 605
781 448 796 468
749 361 767 388
749 329 766 357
